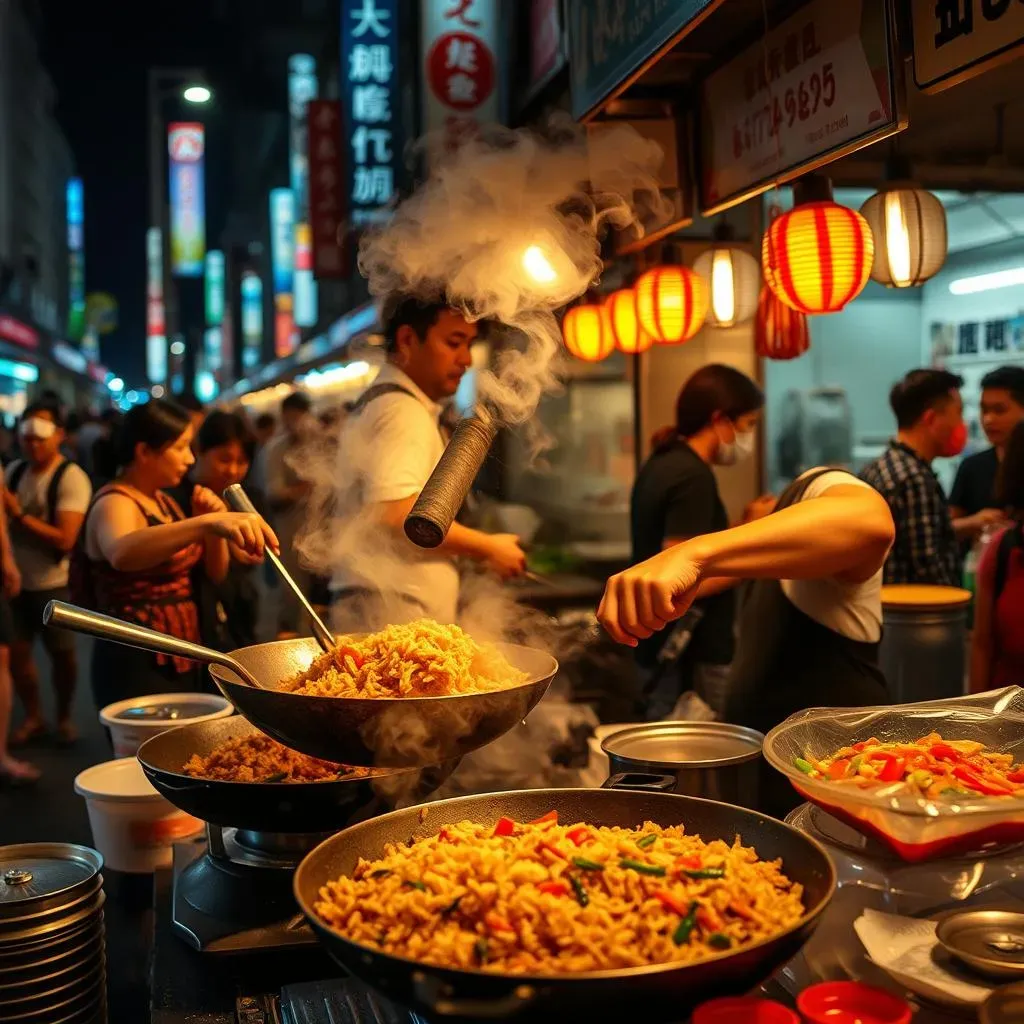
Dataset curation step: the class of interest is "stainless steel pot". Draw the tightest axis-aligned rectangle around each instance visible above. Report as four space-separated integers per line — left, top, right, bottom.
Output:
600 722 764 810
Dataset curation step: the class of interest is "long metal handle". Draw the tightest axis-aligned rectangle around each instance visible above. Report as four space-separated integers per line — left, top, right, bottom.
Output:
405 412 497 549
43 600 261 688
222 483 334 652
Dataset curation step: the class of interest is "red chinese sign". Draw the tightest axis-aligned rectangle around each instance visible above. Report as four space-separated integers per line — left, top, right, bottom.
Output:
699 0 901 215
0 315 39 350
307 100 347 279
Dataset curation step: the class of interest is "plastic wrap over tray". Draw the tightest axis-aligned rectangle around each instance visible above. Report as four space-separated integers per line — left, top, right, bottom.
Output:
763 687 1024 862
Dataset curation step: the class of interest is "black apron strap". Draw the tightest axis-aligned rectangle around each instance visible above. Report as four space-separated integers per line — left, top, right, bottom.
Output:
348 381 417 414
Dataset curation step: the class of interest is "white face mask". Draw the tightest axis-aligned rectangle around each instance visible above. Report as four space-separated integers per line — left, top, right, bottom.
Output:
713 425 756 466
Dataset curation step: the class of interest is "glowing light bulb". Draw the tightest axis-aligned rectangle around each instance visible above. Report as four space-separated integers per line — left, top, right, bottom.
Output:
183 85 212 104
884 191 912 288
710 249 736 326
522 245 557 285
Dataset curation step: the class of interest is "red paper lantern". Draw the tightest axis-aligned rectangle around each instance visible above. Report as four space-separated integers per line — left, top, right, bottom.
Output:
634 265 708 345
604 289 652 354
762 177 874 314
563 303 614 362
754 286 810 360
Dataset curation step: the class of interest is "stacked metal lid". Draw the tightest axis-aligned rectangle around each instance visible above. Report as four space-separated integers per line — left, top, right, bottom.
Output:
0 843 107 1024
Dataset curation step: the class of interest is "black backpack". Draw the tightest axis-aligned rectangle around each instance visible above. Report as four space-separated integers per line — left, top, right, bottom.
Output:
993 523 1024 601
7 459 76 561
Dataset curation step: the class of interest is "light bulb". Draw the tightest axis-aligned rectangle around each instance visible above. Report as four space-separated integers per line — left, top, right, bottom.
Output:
711 249 736 326
522 245 558 285
884 192 912 287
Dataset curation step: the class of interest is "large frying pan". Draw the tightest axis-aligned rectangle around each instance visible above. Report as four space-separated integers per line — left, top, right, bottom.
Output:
137 717 457 833
46 601 557 768
293 787 836 1023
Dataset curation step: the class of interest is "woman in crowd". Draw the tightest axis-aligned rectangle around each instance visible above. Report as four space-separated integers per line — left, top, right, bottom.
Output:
167 411 262 652
971 421 1024 692
630 364 774 719
77 399 277 709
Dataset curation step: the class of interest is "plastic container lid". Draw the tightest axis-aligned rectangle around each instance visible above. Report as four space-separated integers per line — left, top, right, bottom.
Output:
796 981 912 1024
0 845 102 916
881 584 972 609
692 996 799 1024
74 758 163 803
601 722 763 769
99 691 231 726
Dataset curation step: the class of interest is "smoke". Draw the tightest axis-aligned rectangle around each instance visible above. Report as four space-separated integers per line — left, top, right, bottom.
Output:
358 116 669 427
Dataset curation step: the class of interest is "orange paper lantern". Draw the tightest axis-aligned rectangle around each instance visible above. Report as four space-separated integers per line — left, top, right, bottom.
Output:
634 265 708 345
604 289 652 354
754 286 810 360
562 303 614 362
762 198 874 314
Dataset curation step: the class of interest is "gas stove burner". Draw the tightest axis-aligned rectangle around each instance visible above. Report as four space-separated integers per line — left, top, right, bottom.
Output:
171 825 328 954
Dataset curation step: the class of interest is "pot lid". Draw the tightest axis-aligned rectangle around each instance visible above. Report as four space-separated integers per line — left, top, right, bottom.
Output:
0 845 102 915
937 910 1024 979
601 722 763 768
981 983 1024 1024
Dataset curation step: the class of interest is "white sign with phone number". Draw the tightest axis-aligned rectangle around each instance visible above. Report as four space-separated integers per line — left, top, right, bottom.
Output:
699 0 897 214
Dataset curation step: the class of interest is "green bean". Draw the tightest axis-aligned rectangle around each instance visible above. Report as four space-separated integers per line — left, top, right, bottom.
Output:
403 880 427 891
619 859 666 877
683 868 725 880
794 757 815 774
569 875 589 908
708 932 732 950
572 857 605 871
672 902 699 945
636 834 657 849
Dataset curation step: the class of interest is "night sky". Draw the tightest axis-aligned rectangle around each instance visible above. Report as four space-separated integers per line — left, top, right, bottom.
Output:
38 2 236 387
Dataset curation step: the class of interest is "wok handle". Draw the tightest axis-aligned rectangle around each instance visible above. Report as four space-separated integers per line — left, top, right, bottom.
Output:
43 600 261 689
404 412 497 549
411 972 536 1018
602 772 677 793
223 483 334 653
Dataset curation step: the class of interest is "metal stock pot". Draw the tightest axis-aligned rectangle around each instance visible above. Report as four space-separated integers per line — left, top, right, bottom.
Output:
600 722 764 810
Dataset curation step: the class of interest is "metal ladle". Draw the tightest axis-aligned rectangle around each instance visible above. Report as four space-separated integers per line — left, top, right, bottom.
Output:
222 483 334 652
43 600 264 688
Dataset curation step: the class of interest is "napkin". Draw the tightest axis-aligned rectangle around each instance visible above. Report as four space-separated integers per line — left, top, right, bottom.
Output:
854 908 995 1008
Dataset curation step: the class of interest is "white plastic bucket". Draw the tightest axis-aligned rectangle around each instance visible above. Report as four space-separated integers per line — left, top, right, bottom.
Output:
74 758 204 873
99 692 233 758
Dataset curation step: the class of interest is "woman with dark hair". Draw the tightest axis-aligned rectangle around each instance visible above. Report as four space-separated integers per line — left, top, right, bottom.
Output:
76 399 278 709
970 421 1024 693
167 411 263 651
630 363 771 719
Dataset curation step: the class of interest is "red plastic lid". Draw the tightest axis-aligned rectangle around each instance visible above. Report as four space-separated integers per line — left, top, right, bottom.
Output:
797 982 912 1024
693 997 800 1024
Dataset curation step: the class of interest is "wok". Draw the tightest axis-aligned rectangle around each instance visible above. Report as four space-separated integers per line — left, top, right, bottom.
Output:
293 787 837 1023
137 717 457 833
45 601 558 768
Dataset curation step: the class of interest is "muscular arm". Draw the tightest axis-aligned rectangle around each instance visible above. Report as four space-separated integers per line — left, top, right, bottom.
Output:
92 494 210 572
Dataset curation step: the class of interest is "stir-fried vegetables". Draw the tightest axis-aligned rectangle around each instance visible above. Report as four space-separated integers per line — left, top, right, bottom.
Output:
795 733 1023 800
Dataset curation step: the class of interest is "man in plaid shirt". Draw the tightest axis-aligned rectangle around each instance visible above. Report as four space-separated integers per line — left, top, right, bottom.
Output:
859 369 966 586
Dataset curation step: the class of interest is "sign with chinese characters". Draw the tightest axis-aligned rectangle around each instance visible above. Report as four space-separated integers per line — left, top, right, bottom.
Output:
567 0 720 121
699 0 900 215
342 0 400 228
204 250 225 327
146 227 167 384
421 0 500 153
528 0 564 99
912 0 1024 93
269 188 297 358
240 271 264 371
66 178 85 341
167 123 206 277
289 54 319 328
307 100 347 278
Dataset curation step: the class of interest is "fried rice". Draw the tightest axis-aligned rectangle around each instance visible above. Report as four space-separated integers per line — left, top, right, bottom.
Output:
181 732 371 783
314 812 804 974
283 619 528 699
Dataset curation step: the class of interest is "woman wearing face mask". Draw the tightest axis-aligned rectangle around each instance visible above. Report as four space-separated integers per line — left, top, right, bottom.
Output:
630 364 772 719
166 411 263 653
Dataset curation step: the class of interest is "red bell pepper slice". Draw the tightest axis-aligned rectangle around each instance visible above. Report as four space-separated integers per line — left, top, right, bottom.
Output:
865 751 905 782
438 828 453 842
953 765 1014 796
529 810 558 825
493 816 517 837
1007 768 1024 785
653 889 691 916
674 854 702 871
827 758 851 780
537 881 569 896
566 826 590 846
485 912 514 933
851 737 880 752
930 743 962 763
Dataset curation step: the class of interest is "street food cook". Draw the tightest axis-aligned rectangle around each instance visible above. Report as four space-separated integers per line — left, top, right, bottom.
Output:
313 810 804 974
797 733 1024 799
282 619 528 698
182 731 371 783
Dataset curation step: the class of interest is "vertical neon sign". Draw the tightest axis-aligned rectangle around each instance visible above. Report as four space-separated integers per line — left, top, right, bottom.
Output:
168 123 206 277
240 271 264 372
269 188 296 357
146 227 167 384
66 178 85 341
289 54 319 328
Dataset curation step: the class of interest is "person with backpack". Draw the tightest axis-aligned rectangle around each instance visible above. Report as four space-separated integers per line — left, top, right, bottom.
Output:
3 404 91 745
970 420 1024 693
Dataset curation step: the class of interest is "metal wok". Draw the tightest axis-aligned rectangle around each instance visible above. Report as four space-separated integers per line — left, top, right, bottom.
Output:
293 787 836 1023
137 717 458 833
46 601 558 768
